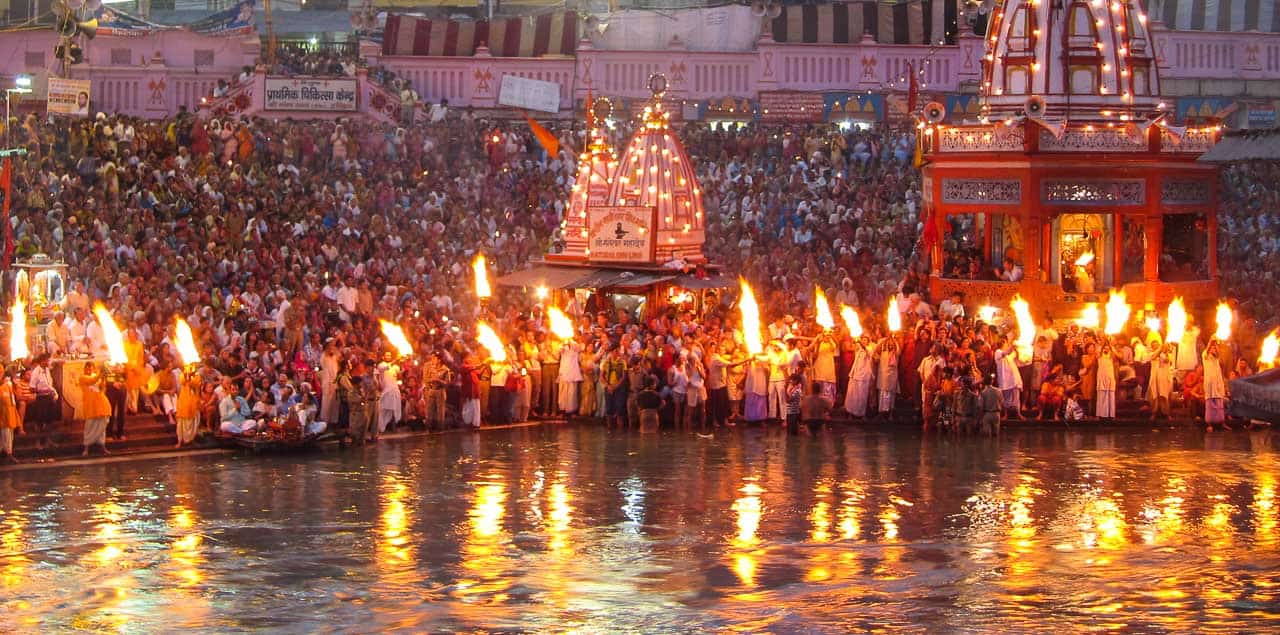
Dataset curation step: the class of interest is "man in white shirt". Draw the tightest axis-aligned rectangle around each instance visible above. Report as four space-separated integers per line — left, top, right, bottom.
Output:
336 277 358 320
938 292 966 322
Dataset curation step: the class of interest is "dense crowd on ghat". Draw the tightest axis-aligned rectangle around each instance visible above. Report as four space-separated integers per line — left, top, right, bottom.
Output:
1219 161 1280 334
0 104 1272 463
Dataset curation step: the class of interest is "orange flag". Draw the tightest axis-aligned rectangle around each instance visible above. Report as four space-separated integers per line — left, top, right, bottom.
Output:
526 113 560 158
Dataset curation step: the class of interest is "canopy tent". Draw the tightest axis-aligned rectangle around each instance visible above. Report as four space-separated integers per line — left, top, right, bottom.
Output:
1198 128 1280 162
1146 0 1280 33
769 0 959 46
381 12 577 57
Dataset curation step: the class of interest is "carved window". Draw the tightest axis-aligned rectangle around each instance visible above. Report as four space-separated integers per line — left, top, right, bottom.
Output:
1008 5 1032 52
1069 65 1097 94
1006 65 1030 95
1131 64 1150 95
1067 2 1099 48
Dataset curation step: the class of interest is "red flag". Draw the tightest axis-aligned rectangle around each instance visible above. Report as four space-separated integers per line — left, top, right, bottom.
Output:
585 87 595 130
1 157 11 269
906 62 919 116
526 113 560 158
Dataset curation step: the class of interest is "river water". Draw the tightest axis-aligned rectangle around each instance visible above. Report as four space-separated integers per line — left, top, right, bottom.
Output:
1 425 1279 633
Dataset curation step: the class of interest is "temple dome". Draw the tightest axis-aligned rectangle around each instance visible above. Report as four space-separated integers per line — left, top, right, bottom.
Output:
553 128 618 262
982 0 1162 122
605 87 707 264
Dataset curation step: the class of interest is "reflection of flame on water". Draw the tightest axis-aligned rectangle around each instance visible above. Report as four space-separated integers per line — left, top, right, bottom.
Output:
547 481 573 554
1 509 29 591
838 481 865 540
458 479 510 599
169 504 204 588
809 481 833 543
880 503 902 541
1079 495 1128 550
379 473 414 568
1253 472 1277 546
731 479 764 586
732 482 763 547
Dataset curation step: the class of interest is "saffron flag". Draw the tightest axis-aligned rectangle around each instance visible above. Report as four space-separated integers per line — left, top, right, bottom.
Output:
1 157 12 269
526 114 560 158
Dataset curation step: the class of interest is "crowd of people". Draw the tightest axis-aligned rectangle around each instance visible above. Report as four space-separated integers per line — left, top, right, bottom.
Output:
1220 161 1280 335
0 101 1271 463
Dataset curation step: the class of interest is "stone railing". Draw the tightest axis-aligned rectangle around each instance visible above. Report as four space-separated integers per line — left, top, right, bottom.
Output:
4 22 1279 120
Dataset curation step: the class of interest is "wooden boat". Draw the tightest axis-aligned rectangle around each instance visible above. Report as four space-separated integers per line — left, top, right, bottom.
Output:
1230 368 1280 424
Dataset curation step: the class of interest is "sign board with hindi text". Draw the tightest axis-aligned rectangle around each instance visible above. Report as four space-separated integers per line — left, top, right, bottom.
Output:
587 206 657 264
264 77 358 112
758 91 824 123
47 78 91 117
498 74 561 114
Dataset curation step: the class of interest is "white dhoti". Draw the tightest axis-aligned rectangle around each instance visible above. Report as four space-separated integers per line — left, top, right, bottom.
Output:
84 416 108 448
176 416 199 444
0 427 13 455
461 399 481 428
878 390 896 413
320 382 338 423
558 380 580 414
1096 390 1116 418
845 379 871 417
378 390 402 433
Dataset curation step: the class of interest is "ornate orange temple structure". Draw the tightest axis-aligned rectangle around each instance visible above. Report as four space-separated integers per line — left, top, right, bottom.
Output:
922 0 1220 315
501 77 726 318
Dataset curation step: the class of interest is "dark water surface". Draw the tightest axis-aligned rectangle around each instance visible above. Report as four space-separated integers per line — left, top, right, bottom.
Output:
2 425 1280 633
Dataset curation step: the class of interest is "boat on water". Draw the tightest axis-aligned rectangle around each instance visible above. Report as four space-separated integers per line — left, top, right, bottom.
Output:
1230 369 1280 425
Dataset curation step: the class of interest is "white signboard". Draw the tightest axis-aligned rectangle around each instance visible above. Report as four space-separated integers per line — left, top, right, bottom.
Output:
587 206 657 263
264 77 357 112
47 77 91 117
498 74 561 114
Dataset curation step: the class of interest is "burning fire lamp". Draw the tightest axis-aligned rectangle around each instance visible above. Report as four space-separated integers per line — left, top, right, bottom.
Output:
9 297 28 363
472 253 492 302
546 306 575 341
977 305 998 324
533 285 549 303
840 304 863 338
1077 303 1101 330
1103 289 1130 336
1011 294 1035 357
1144 314 1162 337
887 296 903 333
379 319 415 359
1259 331 1279 370
1166 297 1187 344
1214 302 1232 342
814 286 835 331
738 278 763 356
92 303 128 366
475 321 507 362
173 317 201 369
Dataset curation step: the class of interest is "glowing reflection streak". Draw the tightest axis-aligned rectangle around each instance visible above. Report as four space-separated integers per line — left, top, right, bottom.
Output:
459 478 511 600
1079 493 1128 550
837 480 865 540
730 479 764 586
809 480 833 543
547 481 573 554
0 510 30 592
168 504 205 589
1139 476 1186 545
378 473 415 572
75 500 134 632
1253 473 1277 546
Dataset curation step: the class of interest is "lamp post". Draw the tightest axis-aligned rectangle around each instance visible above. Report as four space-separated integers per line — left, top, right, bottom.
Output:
6 75 33 149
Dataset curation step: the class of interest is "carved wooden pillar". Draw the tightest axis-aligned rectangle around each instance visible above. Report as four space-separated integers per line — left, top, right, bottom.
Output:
1144 214 1161 283
1024 212 1041 279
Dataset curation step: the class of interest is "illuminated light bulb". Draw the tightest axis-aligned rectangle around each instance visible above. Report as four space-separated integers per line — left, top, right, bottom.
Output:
1101 109 1113 116
665 216 673 223
647 185 657 193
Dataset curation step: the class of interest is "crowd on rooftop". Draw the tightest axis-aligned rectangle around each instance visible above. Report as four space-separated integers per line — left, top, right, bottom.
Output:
0 103 1272 462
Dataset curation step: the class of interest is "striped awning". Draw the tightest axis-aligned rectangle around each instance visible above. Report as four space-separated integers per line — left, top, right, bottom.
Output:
382 12 578 57
770 0 959 46
1147 0 1280 32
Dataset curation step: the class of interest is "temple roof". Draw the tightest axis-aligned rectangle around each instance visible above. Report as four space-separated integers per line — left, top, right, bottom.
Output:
982 0 1163 123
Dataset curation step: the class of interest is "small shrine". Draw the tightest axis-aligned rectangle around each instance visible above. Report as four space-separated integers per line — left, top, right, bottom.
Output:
499 76 727 319
921 0 1221 314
